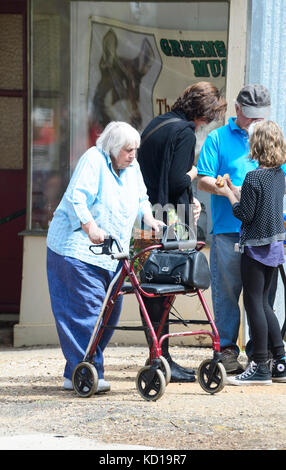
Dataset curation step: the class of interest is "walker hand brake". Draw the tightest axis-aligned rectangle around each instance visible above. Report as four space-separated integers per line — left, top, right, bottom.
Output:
89 237 114 255
89 236 127 258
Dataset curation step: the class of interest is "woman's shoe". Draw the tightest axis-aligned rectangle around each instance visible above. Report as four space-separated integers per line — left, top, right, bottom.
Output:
96 379 111 393
165 357 195 383
64 377 110 393
64 378 73 390
164 353 195 373
163 353 196 382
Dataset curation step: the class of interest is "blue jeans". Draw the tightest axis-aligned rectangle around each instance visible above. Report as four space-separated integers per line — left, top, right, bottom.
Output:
210 233 242 353
47 248 123 380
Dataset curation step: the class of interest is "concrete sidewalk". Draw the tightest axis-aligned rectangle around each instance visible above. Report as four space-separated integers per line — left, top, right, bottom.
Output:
0 433 155 450
0 344 286 450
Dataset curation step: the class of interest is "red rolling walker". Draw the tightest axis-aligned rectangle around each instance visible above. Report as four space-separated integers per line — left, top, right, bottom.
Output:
72 235 227 401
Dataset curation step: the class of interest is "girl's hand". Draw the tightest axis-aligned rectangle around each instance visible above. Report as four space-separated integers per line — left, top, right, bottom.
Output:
218 180 241 205
218 181 232 196
224 178 241 201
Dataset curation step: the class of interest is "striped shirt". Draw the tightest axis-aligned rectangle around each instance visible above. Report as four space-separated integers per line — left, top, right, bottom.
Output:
47 146 150 271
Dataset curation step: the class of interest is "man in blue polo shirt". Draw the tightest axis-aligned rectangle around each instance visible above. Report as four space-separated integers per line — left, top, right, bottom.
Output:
197 84 272 373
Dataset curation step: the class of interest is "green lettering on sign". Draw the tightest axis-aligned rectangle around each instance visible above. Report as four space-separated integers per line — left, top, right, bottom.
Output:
191 59 226 77
169 39 184 57
191 60 210 77
192 41 205 58
159 37 227 77
221 59 226 76
214 41 226 57
201 41 218 57
180 40 194 57
208 60 221 77
160 38 172 56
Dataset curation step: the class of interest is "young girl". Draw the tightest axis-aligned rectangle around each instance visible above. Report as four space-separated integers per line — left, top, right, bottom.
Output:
220 120 286 385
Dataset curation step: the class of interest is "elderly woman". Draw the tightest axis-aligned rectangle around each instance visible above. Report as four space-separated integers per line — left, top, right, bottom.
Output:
47 121 163 393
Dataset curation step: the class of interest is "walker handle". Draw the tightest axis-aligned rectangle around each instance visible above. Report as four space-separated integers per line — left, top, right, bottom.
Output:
89 237 114 256
89 236 124 256
111 252 129 260
161 240 197 251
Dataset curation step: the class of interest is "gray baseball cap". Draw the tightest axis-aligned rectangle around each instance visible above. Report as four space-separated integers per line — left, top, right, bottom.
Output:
236 84 271 119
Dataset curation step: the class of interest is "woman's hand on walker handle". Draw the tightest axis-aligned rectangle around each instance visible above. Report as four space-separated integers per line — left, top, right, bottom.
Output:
82 220 106 244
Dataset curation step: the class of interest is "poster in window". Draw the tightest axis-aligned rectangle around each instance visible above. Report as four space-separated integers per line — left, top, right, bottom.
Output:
86 16 227 241
87 16 227 147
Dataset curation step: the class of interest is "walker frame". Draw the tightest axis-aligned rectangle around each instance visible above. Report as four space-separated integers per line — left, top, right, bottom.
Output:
72 235 227 400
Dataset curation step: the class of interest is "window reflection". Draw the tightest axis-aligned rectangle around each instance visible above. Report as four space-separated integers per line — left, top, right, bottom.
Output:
31 1 70 229
31 0 228 236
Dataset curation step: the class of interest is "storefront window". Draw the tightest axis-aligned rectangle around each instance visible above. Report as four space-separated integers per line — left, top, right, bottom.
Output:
30 0 228 235
31 0 70 230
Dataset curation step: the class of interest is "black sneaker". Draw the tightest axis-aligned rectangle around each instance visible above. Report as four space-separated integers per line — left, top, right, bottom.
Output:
220 347 244 374
227 361 272 386
271 358 286 383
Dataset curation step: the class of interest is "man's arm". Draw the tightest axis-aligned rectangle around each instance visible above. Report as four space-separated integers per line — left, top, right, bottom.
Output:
197 174 220 195
197 174 241 200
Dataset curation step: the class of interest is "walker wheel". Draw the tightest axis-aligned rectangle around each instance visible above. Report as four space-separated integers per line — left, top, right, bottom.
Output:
198 359 226 394
145 356 171 385
72 361 98 398
136 366 166 401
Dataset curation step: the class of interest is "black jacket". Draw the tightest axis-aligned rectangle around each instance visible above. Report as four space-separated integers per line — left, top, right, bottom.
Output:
137 110 196 225
233 167 285 249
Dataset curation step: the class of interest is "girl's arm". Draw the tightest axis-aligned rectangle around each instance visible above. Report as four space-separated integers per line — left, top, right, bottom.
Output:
219 176 257 224
220 184 240 205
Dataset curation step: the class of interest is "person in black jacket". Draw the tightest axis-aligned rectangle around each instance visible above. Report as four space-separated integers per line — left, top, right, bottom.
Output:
220 120 286 385
137 82 227 382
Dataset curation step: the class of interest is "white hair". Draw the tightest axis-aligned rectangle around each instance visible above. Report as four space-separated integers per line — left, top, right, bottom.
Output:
96 121 141 158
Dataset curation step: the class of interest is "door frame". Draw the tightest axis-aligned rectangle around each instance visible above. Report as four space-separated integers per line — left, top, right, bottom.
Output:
0 0 28 313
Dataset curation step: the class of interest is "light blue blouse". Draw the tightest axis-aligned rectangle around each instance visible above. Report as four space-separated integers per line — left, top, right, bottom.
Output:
47 146 150 271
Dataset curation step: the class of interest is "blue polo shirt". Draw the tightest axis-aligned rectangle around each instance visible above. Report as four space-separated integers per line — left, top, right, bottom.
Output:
197 117 258 234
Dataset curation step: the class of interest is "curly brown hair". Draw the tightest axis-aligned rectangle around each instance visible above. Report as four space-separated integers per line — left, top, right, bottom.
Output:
249 120 286 167
171 81 227 123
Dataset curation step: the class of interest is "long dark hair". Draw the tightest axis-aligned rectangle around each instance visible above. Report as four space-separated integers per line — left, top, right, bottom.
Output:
171 81 227 123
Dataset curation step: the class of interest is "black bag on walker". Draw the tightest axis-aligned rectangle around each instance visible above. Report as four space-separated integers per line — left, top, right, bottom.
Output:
140 249 211 289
